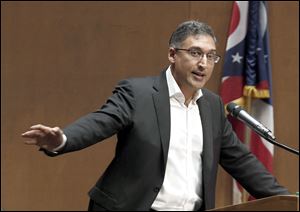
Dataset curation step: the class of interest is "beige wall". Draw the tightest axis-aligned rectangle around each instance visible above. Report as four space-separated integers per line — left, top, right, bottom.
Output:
1 1 298 210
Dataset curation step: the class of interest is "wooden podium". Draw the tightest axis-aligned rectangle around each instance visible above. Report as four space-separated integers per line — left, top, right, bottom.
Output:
209 195 299 211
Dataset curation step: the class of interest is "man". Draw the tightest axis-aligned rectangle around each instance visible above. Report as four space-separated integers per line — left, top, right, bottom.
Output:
22 20 289 211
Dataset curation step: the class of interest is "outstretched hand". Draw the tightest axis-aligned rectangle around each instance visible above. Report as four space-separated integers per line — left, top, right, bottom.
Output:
21 124 64 151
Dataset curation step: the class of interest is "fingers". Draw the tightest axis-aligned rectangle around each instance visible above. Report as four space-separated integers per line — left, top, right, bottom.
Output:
22 124 61 136
30 124 53 134
30 124 63 136
21 124 63 147
21 129 44 138
52 126 63 136
21 129 45 146
23 138 39 145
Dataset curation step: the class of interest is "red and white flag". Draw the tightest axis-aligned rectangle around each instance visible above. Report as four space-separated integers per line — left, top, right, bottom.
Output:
220 1 274 204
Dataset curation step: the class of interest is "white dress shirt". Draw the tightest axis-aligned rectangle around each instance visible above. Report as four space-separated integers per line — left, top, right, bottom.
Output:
151 67 204 211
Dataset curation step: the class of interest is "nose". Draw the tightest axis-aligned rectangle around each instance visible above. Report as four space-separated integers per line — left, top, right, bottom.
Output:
198 54 208 67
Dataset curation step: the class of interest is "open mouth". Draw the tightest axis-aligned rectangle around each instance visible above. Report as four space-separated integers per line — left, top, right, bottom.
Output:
192 71 205 80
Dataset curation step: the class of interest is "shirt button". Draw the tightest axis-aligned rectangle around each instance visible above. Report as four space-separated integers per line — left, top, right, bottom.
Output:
153 187 160 193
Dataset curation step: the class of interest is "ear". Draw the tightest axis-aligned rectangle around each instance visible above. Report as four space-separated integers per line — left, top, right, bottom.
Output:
168 48 176 64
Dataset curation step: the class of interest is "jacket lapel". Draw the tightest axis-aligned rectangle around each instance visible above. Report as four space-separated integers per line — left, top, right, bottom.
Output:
152 71 171 170
197 96 213 202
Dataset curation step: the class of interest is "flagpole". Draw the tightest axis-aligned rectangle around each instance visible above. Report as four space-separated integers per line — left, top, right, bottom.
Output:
242 94 253 203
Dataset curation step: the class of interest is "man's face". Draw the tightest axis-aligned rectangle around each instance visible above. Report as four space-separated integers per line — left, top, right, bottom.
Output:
168 35 217 95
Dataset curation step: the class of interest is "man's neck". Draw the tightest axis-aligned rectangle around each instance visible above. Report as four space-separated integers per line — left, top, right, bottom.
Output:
181 88 196 107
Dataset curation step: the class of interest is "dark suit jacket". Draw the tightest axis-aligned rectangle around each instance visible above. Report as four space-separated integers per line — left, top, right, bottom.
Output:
53 70 289 210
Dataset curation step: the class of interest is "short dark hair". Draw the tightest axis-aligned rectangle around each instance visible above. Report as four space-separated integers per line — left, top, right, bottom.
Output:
169 20 217 48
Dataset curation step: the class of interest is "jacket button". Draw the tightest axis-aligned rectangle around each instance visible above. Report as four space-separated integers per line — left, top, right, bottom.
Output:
153 187 160 193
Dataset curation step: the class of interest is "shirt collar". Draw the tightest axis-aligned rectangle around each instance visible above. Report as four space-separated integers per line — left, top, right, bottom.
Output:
166 66 203 104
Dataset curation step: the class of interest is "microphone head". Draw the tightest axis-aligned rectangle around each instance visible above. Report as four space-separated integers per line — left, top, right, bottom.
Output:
226 102 242 117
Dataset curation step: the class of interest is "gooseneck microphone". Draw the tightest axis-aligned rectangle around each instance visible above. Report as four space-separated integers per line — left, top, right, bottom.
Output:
226 102 299 156
226 102 275 140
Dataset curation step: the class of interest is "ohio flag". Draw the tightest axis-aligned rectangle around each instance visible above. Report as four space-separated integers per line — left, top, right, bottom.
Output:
220 1 274 204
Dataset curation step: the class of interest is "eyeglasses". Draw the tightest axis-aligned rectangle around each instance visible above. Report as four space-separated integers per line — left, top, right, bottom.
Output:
175 48 221 64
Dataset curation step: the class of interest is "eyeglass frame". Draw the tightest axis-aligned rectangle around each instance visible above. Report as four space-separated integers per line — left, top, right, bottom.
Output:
174 47 221 64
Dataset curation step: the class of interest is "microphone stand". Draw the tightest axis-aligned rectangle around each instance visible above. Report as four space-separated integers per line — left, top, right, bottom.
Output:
227 102 299 156
236 116 299 156
261 135 299 156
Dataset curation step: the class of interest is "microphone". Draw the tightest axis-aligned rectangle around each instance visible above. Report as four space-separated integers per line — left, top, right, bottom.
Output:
226 102 299 156
226 102 275 140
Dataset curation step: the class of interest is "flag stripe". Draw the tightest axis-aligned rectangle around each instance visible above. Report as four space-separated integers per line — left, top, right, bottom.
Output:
226 2 248 51
228 2 240 36
220 1 274 204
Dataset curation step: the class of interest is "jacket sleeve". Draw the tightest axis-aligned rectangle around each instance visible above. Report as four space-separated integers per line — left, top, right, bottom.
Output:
54 79 136 155
218 97 290 198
